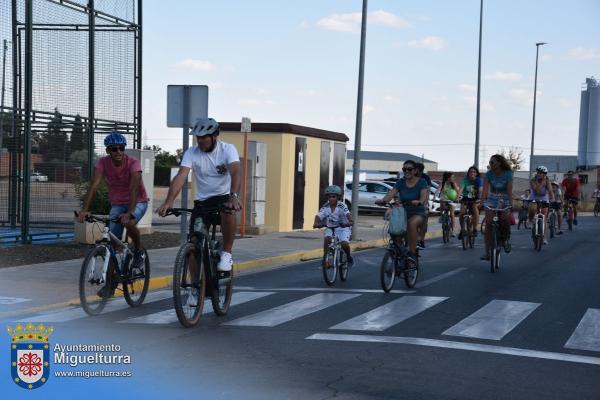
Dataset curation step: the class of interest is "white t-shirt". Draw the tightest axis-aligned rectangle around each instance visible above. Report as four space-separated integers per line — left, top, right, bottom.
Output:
594 188 600 199
180 141 240 201
317 202 350 228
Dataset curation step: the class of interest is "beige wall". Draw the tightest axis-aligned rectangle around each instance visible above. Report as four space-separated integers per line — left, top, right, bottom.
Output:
220 132 345 232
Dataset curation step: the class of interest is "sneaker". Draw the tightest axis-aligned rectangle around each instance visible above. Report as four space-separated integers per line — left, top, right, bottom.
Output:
185 288 199 308
132 249 145 271
347 256 355 268
457 231 464 240
543 240 548 245
406 252 417 265
480 254 490 261
217 251 233 272
96 285 111 299
417 240 425 249
573 219 578 226
558 231 564 235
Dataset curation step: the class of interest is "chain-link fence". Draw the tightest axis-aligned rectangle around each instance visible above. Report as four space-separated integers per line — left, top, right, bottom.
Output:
0 0 141 243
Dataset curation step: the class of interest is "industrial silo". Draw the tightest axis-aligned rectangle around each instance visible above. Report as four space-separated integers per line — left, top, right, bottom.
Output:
586 79 600 167
577 87 589 167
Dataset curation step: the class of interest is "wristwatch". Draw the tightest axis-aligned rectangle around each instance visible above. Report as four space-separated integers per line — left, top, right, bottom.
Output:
230 192 239 199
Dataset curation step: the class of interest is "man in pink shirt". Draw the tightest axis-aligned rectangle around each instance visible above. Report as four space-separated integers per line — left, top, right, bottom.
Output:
78 132 149 292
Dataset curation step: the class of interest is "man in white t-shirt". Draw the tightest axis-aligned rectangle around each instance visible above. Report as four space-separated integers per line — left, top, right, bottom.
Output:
157 118 241 272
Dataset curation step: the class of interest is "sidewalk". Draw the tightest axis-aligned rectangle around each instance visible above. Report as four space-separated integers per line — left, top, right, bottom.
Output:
0 215 441 318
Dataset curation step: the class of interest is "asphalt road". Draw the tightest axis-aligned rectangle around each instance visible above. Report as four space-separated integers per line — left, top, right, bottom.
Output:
3 217 600 399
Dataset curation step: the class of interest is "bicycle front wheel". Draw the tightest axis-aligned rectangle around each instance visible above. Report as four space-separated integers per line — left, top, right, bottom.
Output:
403 253 419 288
548 214 556 239
211 245 233 316
173 242 206 328
490 228 498 273
380 250 396 293
442 215 450 243
79 245 113 315
536 219 544 251
339 250 349 282
322 248 338 286
124 248 150 307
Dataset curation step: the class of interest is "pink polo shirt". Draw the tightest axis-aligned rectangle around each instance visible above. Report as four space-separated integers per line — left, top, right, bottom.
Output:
96 155 148 205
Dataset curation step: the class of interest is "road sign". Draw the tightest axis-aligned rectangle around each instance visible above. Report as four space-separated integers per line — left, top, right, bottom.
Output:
241 117 251 133
166 85 208 128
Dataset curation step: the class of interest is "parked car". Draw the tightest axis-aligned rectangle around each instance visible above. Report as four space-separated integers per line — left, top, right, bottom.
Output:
30 172 48 182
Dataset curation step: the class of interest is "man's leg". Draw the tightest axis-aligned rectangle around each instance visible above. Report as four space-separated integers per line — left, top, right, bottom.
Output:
218 212 236 272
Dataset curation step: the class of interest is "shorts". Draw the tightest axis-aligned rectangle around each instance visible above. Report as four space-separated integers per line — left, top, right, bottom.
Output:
325 227 351 243
529 198 550 209
550 202 562 210
483 193 510 209
109 202 148 239
565 196 578 205
461 198 479 205
190 194 230 233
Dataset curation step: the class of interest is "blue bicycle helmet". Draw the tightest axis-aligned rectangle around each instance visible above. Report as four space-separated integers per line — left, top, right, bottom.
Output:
104 132 127 147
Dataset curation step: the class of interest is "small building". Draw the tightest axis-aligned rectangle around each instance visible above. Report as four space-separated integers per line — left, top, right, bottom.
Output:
346 150 437 181
220 123 349 233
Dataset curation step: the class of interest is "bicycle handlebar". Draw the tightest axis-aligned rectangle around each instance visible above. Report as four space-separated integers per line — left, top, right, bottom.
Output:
74 211 119 224
483 205 513 211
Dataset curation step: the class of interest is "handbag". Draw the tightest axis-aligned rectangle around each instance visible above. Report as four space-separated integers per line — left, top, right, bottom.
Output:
388 206 407 236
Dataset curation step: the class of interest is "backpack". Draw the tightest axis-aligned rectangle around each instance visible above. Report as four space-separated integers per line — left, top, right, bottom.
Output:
388 206 407 236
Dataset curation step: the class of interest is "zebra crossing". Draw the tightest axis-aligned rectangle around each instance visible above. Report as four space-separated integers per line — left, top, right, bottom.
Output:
8 289 600 356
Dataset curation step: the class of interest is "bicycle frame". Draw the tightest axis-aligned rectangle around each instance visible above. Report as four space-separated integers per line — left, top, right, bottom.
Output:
531 201 546 238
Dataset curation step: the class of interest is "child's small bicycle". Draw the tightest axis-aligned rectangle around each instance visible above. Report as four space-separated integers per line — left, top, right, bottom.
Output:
317 223 352 286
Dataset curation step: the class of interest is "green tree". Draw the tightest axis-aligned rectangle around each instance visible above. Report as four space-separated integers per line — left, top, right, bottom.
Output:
70 114 86 153
39 108 68 161
143 144 181 167
499 147 525 171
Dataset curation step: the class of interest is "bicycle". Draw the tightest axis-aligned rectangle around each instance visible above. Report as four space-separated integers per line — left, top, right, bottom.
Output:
76 212 150 316
318 223 351 286
484 205 512 273
547 205 559 239
439 201 453 244
594 199 600 217
165 206 233 328
530 201 547 252
459 202 476 250
564 199 577 231
380 204 419 291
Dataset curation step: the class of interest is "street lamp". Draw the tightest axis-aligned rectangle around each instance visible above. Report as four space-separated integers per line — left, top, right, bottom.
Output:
529 42 547 179
474 0 483 169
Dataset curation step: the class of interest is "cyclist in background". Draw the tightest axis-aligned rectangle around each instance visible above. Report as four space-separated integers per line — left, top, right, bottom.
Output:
415 162 431 249
480 154 514 260
377 160 429 264
457 166 483 239
550 181 564 235
156 118 241 272
435 171 459 236
591 183 600 205
313 185 354 268
527 166 555 245
78 132 149 272
562 170 581 225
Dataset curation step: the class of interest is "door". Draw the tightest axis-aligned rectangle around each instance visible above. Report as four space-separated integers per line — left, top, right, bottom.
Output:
318 141 331 208
252 142 267 226
332 143 346 189
293 137 306 229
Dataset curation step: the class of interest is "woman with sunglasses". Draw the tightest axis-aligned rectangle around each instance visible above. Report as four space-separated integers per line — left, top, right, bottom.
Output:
78 132 149 290
376 160 429 264
480 154 513 260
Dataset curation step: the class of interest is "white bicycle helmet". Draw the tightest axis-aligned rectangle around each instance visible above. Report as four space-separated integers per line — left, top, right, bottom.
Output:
191 117 220 137
536 165 548 174
324 185 342 197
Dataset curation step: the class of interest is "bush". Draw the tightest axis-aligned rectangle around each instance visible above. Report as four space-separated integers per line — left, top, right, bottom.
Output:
74 178 112 215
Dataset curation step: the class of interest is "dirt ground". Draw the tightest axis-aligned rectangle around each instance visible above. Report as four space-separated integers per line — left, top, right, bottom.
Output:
0 231 181 268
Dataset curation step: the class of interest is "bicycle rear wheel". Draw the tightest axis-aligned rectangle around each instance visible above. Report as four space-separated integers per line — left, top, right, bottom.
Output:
339 250 349 282
536 219 544 251
380 250 396 293
442 214 450 243
173 242 206 328
490 228 497 273
548 214 556 239
594 203 599 217
322 248 338 286
461 217 470 250
211 244 233 316
79 245 113 315
124 248 150 307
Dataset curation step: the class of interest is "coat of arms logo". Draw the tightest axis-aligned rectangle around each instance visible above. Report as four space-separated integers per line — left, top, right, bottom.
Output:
7 323 53 390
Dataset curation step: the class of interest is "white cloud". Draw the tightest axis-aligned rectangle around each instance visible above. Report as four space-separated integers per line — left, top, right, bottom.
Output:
462 96 494 111
567 47 600 60
223 65 236 72
317 10 408 33
174 59 216 71
542 54 553 62
364 104 375 114
407 36 445 50
557 98 573 108
509 88 541 106
459 84 477 92
300 21 310 29
485 72 522 81
238 99 276 107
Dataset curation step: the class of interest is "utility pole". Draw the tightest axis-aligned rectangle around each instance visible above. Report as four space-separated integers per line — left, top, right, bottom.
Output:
0 39 8 150
474 0 483 168
529 42 547 179
350 0 368 241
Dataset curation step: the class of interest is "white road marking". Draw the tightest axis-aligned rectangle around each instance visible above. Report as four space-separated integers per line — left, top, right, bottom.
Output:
330 296 448 331
119 291 275 325
18 290 172 323
223 293 360 327
565 308 600 352
417 268 467 288
443 300 540 340
306 333 600 366
235 286 414 294
0 296 31 305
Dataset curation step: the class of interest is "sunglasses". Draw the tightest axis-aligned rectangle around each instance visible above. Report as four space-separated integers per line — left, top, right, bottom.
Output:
109 146 125 153
402 167 414 172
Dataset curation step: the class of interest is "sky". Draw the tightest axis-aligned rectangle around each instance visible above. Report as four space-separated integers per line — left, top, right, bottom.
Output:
141 0 600 171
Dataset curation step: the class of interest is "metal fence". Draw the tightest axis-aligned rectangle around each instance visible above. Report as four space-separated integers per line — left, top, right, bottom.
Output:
0 0 141 243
